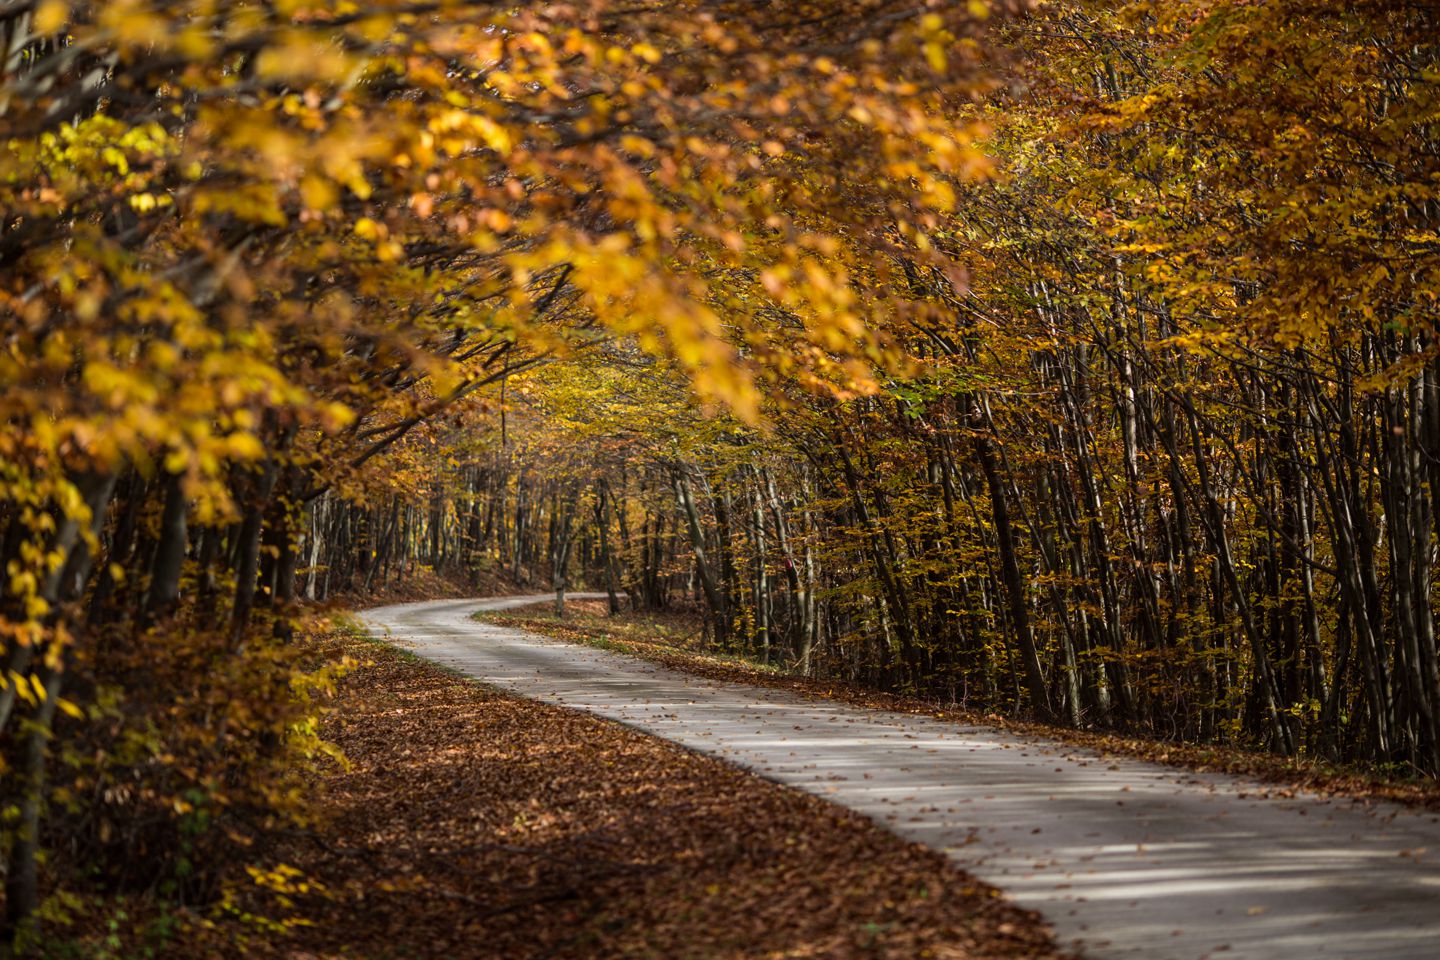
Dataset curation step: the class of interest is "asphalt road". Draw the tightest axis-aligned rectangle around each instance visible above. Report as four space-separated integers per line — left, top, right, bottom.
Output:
361 595 1440 960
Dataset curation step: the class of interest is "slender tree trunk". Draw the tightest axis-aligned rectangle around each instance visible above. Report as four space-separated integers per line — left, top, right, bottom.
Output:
143 470 188 622
973 427 1053 721
675 468 726 644
2 470 116 953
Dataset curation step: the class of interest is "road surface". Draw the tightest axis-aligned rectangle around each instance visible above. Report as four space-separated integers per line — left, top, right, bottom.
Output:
361 595 1440 960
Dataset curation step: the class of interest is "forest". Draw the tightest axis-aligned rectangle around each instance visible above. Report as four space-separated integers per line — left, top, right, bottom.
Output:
2 0 1439 956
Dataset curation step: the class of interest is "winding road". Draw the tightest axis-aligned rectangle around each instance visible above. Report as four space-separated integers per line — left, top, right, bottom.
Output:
361 595 1440 960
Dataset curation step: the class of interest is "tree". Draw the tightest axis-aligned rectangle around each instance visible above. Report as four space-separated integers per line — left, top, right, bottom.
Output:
0 0 1005 948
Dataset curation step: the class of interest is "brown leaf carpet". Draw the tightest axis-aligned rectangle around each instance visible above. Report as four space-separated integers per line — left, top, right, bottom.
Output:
273 636 1063 960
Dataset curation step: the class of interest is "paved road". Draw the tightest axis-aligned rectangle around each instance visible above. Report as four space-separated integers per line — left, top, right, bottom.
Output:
361 596 1440 960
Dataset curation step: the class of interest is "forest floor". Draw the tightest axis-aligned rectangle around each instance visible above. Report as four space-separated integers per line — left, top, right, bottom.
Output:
476 598 1440 812
324 563 517 608
132 622 1061 959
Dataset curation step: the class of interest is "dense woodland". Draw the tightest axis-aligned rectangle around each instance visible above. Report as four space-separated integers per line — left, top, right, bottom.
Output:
2 0 1438 953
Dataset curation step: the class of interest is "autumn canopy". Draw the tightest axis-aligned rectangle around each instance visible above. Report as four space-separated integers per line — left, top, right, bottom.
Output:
2 0 1439 952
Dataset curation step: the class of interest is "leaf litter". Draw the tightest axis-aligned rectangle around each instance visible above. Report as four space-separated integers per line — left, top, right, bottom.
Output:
247 631 1066 959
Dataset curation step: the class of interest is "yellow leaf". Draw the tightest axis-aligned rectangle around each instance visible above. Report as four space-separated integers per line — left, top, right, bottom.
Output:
34 0 69 34
226 433 266 460
301 174 338 211
354 217 384 241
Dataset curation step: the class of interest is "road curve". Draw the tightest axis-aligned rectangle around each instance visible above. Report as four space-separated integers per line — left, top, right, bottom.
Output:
361 596 1440 960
